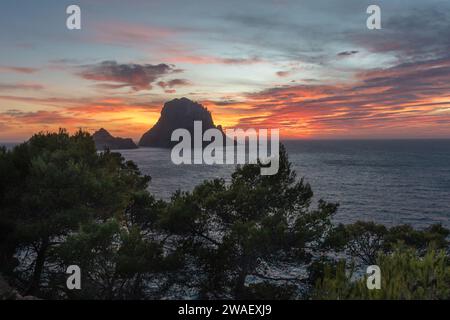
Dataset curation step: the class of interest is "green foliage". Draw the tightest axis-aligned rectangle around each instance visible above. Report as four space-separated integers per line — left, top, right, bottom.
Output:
0 130 155 296
52 219 180 299
160 145 338 299
313 247 450 300
1 131 449 300
386 224 449 252
326 221 449 265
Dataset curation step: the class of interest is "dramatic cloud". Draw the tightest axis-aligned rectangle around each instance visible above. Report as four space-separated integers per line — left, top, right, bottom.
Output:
226 56 450 137
219 57 262 65
337 51 358 57
78 61 181 91
0 95 162 114
166 53 262 65
2 0 450 140
0 95 164 141
0 83 44 91
157 79 192 93
0 109 78 125
276 71 291 77
0 66 39 74
353 6 450 60
0 122 10 132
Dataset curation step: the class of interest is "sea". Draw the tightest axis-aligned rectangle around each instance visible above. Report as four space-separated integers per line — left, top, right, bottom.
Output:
3 140 450 228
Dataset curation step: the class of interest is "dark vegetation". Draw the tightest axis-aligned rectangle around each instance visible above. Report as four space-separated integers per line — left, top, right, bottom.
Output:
0 130 449 299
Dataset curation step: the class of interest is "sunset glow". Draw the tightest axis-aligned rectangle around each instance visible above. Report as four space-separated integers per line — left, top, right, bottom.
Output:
1 0 450 141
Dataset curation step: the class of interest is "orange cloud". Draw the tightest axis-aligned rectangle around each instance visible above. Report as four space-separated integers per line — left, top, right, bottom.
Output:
0 95 163 141
2 56 450 141
204 56 450 138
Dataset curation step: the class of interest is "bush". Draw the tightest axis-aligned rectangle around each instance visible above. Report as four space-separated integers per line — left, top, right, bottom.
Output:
313 246 450 300
1 130 449 300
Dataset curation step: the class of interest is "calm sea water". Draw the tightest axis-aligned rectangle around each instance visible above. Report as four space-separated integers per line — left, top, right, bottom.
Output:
3 140 450 228
119 140 450 228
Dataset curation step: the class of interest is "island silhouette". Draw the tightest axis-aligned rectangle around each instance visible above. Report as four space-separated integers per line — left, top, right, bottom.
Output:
139 97 224 148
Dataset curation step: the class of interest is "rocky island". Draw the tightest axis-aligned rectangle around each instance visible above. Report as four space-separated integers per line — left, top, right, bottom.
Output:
93 128 138 150
139 98 224 148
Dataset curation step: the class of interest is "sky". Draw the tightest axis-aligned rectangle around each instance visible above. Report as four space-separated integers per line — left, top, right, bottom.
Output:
1 0 450 142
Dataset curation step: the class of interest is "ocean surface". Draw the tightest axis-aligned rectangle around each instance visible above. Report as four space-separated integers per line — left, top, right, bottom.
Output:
3 140 450 228
119 140 450 228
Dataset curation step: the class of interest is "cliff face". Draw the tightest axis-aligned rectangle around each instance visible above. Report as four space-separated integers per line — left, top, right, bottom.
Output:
93 128 138 150
139 98 222 148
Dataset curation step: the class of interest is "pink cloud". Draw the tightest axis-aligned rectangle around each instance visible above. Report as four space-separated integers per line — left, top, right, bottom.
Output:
0 66 39 74
165 52 262 65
